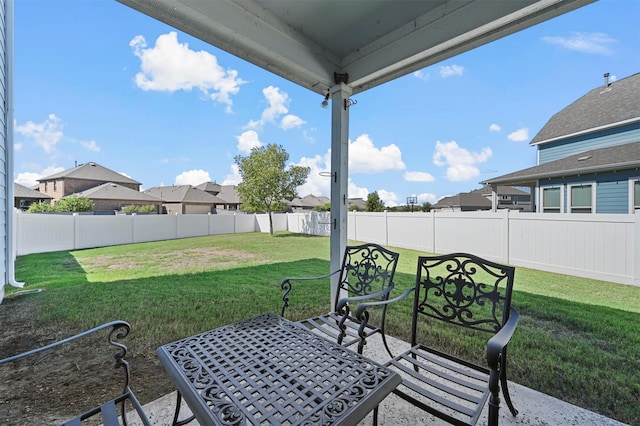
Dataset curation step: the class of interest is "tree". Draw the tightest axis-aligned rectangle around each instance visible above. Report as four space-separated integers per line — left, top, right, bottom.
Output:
365 191 385 212
421 201 432 212
235 144 310 235
27 196 94 213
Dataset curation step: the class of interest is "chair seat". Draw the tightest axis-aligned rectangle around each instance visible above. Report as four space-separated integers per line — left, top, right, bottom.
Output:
297 312 382 348
386 344 491 426
62 390 150 426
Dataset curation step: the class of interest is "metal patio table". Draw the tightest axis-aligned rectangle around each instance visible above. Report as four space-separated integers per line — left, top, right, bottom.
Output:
156 313 402 426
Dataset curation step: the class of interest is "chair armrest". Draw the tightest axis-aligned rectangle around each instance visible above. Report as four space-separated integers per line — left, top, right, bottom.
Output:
487 307 520 370
0 320 130 364
335 284 395 314
280 269 342 317
355 287 416 319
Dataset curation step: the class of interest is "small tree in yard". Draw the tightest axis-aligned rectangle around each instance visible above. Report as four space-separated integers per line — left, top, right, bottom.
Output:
366 191 385 212
235 144 310 235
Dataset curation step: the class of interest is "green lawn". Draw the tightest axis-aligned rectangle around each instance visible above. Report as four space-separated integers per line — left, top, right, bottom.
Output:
9 232 640 425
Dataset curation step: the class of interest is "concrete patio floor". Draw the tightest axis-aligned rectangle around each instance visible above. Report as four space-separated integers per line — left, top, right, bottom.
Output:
128 333 629 426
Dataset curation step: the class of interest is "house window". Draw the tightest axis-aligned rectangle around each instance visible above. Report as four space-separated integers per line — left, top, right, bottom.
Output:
632 179 640 213
569 184 594 213
541 186 562 213
53 180 57 191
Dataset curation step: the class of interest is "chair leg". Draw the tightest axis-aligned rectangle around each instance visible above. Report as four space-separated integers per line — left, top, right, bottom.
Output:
380 333 394 358
500 354 518 417
172 391 196 426
373 405 379 426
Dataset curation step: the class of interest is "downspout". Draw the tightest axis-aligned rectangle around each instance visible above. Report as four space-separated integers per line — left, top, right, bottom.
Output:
5 0 24 289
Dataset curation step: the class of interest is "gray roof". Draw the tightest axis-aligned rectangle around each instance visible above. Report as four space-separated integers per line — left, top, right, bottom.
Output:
194 181 222 194
530 73 640 146
290 194 330 208
14 182 52 199
144 185 224 204
432 192 492 210
39 162 141 185
216 185 240 204
71 183 162 202
472 185 529 196
483 141 640 186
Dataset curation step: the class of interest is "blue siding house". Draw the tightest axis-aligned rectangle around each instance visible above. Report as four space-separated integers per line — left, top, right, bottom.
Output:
484 72 640 214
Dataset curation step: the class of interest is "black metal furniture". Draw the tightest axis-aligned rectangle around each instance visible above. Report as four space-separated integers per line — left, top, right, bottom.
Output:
157 313 402 426
281 243 400 356
356 253 519 426
0 320 151 426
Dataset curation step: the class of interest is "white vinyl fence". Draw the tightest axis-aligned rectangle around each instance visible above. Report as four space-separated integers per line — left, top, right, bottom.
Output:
15 210 640 286
14 212 285 255
287 210 640 287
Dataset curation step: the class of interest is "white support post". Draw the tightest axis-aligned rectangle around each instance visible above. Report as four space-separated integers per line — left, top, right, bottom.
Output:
329 83 351 309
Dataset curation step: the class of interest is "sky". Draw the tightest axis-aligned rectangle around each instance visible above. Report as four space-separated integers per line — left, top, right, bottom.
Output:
13 0 640 207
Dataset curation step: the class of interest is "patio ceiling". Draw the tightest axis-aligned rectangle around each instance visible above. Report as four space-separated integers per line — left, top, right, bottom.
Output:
116 0 595 96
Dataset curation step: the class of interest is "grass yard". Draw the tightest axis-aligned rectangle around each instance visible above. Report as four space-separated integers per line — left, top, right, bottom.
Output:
4 231 640 425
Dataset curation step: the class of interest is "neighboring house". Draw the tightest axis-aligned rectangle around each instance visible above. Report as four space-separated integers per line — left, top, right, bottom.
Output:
216 185 241 210
72 182 163 214
144 185 221 214
484 72 640 214
289 194 330 211
14 183 52 210
348 198 366 211
38 162 142 201
194 181 241 210
473 185 531 211
432 192 492 212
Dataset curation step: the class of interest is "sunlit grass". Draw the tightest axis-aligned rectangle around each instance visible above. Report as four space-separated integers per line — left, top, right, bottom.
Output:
11 231 640 424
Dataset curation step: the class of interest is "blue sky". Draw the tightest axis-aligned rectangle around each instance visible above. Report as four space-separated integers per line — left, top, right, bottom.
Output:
14 0 640 207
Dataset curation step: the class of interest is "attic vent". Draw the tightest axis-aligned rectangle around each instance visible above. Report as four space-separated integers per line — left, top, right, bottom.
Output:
578 155 592 161
90 162 96 166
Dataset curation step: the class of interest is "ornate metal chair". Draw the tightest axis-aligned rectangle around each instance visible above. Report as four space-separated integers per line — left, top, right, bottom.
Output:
0 320 151 426
356 253 519 426
280 242 400 356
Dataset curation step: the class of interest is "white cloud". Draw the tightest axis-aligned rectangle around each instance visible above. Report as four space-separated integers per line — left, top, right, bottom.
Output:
14 143 23 151
222 164 242 185
130 32 245 112
295 154 331 197
417 193 438 204
404 171 435 182
541 32 615 55
15 165 65 187
348 179 369 200
433 140 492 182
440 65 464 77
294 153 370 200
236 130 263 154
15 114 64 153
175 169 211 186
508 128 529 142
489 124 501 132
15 172 42 188
81 140 100 152
413 70 429 81
378 189 398 207
349 134 405 173
280 114 306 129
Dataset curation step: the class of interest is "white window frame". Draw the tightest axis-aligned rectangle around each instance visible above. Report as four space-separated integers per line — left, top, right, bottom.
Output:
567 182 595 214
630 178 640 214
539 185 564 213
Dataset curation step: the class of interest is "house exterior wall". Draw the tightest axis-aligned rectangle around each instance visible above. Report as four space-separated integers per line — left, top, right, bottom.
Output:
184 204 213 214
537 123 640 164
39 178 140 200
539 169 638 214
0 0 7 296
